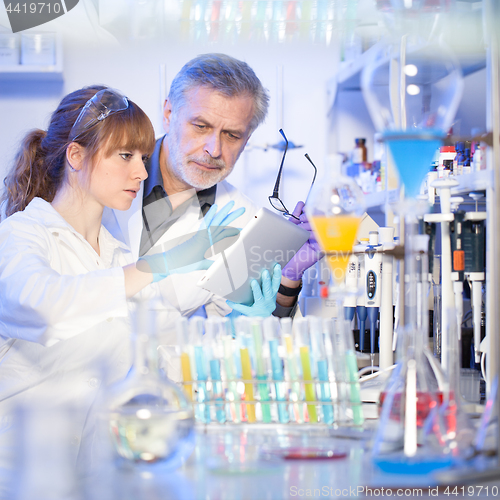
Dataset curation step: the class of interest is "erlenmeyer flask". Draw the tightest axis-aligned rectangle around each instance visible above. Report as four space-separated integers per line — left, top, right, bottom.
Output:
106 302 194 466
372 236 451 474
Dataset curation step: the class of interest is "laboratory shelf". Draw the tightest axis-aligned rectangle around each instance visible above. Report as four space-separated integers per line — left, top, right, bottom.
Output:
0 33 63 82
0 64 63 81
363 188 399 209
335 43 486 93
450 169 492 195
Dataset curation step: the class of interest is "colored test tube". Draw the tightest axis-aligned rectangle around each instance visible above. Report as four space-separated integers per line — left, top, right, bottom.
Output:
190 317 210 424
251 319 271 423
264 317 289 424
176 318 193 402
240 345 256 423
222 320 241 424
205 318 225 424
337 317 364 426
295 318 318 423
309 317 334 424
281 317 303 423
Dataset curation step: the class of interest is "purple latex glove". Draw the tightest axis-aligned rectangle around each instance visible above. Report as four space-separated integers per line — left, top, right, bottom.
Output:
282 201 323 282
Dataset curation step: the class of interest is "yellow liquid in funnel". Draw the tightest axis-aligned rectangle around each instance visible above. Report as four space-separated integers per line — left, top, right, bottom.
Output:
310 215 361 285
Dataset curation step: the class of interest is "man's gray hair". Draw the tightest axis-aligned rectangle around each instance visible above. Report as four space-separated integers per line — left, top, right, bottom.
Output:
168 53 269 132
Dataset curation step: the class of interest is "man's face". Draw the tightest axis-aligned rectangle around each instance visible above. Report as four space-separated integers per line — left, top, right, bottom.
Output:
163 86 255 190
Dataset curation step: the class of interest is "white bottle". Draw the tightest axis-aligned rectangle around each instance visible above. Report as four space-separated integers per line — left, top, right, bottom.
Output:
473 144 482 172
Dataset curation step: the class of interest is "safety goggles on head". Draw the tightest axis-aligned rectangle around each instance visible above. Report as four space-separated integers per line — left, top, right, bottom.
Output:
69 88 129 142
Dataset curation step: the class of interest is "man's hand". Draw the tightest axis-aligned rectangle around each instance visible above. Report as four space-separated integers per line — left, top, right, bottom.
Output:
226 264 281 317
278 201 323 303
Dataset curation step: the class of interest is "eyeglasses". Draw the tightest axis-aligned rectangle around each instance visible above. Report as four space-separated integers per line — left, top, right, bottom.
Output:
69 88 129 142
268 129 317 220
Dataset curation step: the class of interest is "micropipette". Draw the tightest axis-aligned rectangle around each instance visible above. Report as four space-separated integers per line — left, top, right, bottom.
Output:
466 192 486 364
378 227 395 370
365 231 382 369
355 239 368 352
344 252 358 324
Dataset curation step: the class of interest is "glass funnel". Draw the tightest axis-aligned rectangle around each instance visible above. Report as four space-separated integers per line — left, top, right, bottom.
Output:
305 159 365 427
105 303 195 467
362 36 463 200
305 154 365 298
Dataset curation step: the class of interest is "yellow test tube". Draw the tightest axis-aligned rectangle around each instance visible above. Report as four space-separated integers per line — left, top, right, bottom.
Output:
300 346 318 423
240 347 256 423
180 352 193 402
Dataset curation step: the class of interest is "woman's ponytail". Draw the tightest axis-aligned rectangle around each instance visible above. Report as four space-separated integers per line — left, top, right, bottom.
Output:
2 128 64 217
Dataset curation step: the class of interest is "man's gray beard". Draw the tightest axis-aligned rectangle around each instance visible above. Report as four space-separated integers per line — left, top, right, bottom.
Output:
166 129 233 190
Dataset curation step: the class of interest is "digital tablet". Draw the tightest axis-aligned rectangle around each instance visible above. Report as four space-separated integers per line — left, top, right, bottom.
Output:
197 207 310 305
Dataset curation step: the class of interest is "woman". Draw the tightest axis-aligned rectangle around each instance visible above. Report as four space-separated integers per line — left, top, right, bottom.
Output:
0 86 280 461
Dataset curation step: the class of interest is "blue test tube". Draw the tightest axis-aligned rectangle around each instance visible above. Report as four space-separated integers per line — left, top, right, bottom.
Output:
221 317 241 423
251 318 272 423
263 316 289 424
309 317 334 425
205 318 225 424
190 317 210 424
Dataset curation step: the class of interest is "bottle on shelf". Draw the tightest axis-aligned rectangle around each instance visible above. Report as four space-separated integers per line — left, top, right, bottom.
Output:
347 137 367 178
463 148 471 175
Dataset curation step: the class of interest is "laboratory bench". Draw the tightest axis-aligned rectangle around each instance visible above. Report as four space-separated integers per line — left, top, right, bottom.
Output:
82 422 500 500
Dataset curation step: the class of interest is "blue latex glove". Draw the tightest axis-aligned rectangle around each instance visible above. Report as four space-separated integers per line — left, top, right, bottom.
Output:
138 201 245 282
282 201 323 281
226 263 281 317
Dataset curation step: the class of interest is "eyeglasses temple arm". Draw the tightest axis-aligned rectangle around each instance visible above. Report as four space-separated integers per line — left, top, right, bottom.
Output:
272 129 289 196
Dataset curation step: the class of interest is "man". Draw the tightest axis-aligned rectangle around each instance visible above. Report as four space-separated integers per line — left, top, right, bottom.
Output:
103 53 319 334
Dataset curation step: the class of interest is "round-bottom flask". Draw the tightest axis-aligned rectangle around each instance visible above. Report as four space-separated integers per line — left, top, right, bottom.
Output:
106 304 195 467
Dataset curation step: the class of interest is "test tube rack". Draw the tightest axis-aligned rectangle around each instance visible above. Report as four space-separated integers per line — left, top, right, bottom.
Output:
177 315 364 427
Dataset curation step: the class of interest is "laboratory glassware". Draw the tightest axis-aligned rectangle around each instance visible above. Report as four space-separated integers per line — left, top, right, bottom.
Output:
305 153 365 425
106 303 194 466
431 308 476 460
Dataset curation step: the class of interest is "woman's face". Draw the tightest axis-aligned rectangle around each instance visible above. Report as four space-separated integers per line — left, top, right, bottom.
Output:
88 147 149 211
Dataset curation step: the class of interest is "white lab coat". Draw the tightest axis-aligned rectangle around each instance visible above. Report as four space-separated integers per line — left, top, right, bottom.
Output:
0 198 134 461
102 178 260 347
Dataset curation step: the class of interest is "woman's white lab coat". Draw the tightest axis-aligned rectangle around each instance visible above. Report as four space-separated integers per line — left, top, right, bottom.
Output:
0 198 134 460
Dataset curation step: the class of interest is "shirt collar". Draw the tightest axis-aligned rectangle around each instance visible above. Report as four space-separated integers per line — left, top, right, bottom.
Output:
143 136 165 199
143 135 217 209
